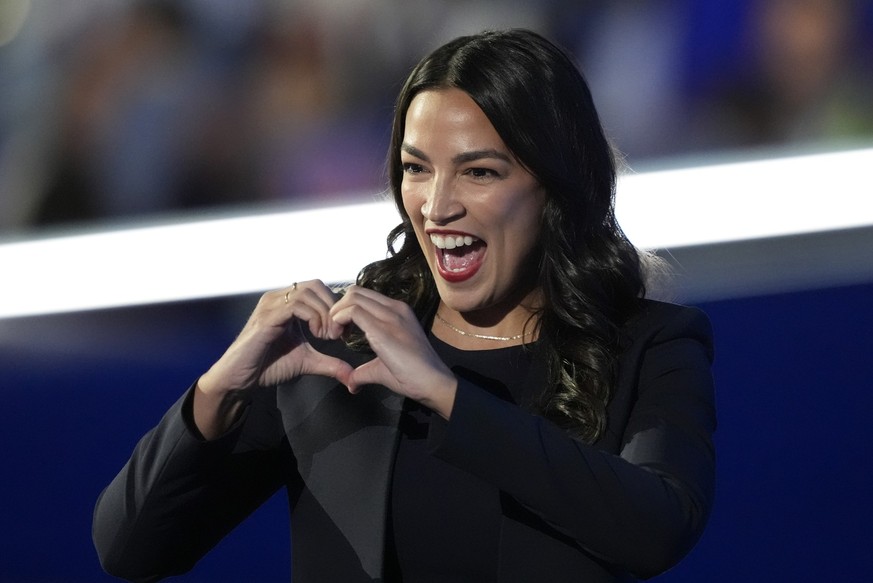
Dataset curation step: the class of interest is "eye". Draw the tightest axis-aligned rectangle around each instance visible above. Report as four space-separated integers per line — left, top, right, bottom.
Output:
402 162 426 175
467 167 499 180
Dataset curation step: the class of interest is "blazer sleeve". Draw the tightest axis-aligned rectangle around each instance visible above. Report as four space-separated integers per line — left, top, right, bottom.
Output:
92 384 295 582
427 304 716 579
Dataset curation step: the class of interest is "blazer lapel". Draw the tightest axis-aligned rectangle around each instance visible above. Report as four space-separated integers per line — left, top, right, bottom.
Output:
277 358 404 580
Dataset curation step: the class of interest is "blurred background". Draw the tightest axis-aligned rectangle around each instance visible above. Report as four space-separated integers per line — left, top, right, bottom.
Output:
1 0 872 581
3 0 872 231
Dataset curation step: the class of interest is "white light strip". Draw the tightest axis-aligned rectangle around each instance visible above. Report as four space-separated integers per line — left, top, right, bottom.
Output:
1 147 871 319
615 147 873 249
0 201 398 319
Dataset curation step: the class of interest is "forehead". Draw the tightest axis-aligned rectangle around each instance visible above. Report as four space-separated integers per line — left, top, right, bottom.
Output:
403 88 504 147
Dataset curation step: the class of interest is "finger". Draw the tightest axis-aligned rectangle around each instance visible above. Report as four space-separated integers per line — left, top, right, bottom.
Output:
297 281 346 339
300 279 344 310
330 289 408 329
331 284 398 312
278 281 343 339
345 359 387 394
273 280 335 311
281 300 330 339
272 281 312 308
330 300 387 338
300 345 355 384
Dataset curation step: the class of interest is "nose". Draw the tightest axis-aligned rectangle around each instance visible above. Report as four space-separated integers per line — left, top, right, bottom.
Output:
421 176 464 224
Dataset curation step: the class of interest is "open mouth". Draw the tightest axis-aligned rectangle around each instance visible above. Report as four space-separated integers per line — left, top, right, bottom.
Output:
430 233 486 283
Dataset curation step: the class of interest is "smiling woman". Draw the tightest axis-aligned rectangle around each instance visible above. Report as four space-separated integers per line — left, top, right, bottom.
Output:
93 29 716 583
399 88 546 334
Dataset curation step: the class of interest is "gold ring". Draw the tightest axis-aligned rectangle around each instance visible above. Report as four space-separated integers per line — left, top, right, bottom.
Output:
284 282 297 304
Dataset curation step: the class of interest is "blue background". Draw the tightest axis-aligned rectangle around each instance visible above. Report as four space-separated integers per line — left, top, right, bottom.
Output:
1 280 872 581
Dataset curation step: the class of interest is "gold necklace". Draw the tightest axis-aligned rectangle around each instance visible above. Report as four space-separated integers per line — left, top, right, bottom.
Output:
434 311 532 342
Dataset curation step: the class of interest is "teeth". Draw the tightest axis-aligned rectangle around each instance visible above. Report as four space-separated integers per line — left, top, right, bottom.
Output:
430 234 479 250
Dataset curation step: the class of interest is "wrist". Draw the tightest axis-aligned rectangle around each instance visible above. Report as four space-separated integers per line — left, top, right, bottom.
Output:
193 375 249 440
197 367 234 398
420 373 458 420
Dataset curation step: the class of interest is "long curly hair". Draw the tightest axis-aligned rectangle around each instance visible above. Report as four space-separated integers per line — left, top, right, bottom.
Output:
356 29 647 442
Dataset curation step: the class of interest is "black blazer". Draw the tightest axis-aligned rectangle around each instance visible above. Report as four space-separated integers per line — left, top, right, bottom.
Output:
93 300 716 582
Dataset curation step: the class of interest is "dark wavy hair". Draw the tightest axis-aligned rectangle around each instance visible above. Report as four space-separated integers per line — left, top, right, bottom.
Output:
355 29 646 442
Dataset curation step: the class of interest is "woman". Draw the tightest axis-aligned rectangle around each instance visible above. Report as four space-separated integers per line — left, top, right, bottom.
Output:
93 29 715 582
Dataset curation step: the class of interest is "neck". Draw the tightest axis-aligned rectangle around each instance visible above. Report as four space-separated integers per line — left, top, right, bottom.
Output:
430 302 539 350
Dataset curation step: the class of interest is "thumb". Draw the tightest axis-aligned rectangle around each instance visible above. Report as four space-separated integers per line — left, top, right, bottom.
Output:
345 359 388 394
300 347 355 384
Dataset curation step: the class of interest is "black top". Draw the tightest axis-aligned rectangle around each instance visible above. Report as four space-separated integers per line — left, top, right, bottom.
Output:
92 300 716 583
388 337 545 582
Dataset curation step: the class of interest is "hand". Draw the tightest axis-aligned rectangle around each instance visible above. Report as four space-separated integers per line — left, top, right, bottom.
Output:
197 280 355 427
329 285 458 419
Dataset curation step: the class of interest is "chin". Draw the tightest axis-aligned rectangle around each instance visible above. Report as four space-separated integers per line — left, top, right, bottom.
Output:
435 283 497 315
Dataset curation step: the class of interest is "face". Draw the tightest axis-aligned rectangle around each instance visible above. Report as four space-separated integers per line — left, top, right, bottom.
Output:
400 88 545 326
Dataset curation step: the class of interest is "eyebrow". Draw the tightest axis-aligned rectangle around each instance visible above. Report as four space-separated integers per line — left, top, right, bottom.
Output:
400 143 512 165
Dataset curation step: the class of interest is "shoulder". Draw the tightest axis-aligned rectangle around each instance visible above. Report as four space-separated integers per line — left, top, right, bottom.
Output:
621 299 714 363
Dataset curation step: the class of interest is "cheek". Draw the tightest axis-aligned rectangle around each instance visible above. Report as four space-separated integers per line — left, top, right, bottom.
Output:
401 184 430 250
501 193 545 256
401 182 422 219
495 189 544 232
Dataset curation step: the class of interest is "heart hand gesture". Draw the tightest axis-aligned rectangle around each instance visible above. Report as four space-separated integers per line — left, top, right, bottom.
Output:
330 285 458 419
195 280 354 438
